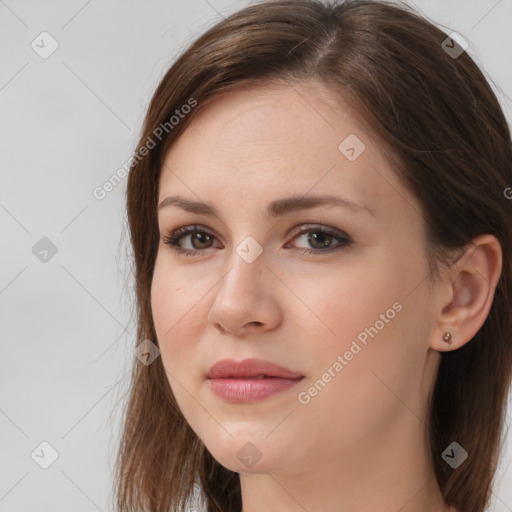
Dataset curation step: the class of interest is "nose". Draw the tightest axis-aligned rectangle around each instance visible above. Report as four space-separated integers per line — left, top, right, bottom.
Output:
207 253 282 336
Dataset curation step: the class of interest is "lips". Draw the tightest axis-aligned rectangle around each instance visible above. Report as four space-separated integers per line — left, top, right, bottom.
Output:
206 358 303 380
206 358 304 403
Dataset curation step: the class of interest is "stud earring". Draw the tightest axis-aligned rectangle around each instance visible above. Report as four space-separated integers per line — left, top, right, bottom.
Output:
442 332 453 344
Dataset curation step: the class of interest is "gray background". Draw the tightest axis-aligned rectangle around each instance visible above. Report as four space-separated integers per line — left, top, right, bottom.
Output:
1 0 511 510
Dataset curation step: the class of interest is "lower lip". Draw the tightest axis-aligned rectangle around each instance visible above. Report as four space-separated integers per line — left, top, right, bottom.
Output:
207 377 304 403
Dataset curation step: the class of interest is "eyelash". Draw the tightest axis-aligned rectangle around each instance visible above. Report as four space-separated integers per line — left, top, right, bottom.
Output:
161 224 352 257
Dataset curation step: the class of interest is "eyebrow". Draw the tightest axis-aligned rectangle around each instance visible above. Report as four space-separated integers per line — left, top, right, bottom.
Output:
157 194 376 218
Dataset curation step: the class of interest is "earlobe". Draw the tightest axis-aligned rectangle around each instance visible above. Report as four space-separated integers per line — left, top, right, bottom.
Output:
441 331 453 345
431 234 503 352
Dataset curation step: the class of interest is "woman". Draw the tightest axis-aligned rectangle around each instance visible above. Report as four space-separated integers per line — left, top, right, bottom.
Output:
113 1 512 511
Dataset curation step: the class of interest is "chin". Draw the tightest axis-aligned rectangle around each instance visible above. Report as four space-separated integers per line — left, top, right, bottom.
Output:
203 436 289 474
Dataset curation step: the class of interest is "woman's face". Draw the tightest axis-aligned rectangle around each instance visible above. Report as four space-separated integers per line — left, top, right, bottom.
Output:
151 81 442 474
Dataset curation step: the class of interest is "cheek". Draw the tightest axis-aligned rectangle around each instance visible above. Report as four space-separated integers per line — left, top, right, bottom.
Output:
291 248 424 389
287 257 402 348
151 257 206 333
288 287 423 460
150 262 207 369
150 263 209 420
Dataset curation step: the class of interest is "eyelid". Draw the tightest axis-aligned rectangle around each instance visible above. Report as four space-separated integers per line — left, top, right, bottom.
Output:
287 222 348 238
162 222 350 240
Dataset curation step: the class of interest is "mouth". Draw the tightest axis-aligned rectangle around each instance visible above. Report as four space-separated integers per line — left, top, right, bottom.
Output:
220 375 278 379
206 358 304 403
206 358 303 380
207 375 304 402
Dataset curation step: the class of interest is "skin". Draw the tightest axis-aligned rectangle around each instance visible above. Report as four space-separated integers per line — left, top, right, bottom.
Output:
151 81 502 512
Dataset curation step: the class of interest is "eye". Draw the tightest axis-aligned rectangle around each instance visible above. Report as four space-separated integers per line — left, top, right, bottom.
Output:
288 224 352 253
161 225 217 255
161 224 352 257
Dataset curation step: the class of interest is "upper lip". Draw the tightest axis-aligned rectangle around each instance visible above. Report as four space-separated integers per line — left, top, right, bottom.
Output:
207 358 304 379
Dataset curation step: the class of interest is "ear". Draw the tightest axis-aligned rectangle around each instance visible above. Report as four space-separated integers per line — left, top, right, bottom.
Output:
430 234 503 352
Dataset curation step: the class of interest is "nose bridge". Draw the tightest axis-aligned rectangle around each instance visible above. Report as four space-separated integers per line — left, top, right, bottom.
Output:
221 236 267 296
207 238 278 332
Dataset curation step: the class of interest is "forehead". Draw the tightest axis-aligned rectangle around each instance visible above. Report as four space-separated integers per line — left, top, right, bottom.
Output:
158 82 416 223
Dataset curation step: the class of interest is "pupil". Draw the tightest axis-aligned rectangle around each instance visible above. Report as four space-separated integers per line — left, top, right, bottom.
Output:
193 233 211 249
310 232 331 249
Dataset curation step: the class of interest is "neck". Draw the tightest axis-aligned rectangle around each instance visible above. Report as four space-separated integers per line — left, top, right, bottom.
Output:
238 406 451 512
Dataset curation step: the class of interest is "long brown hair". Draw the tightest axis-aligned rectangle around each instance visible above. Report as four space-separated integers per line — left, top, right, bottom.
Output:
113 1 512 511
